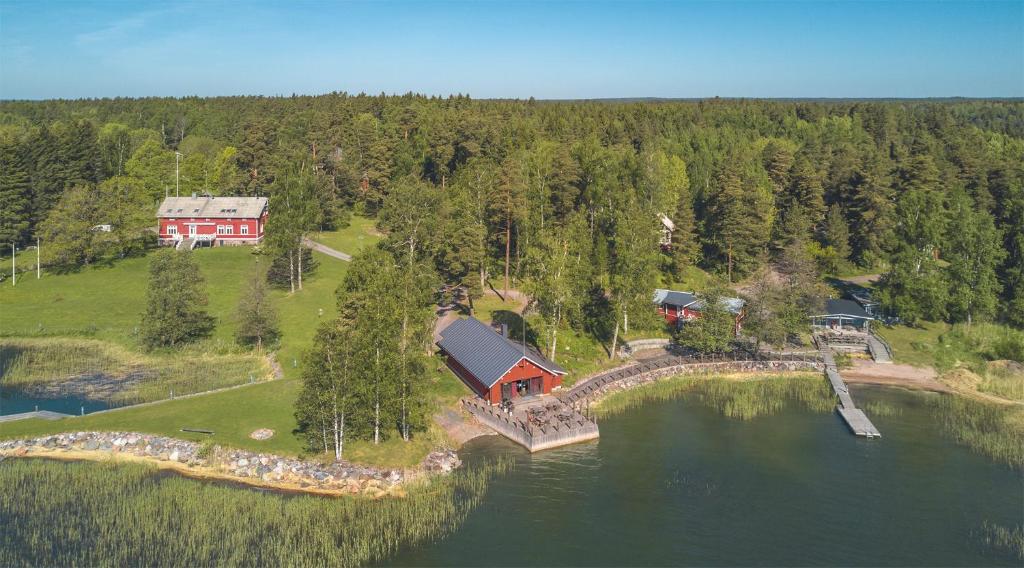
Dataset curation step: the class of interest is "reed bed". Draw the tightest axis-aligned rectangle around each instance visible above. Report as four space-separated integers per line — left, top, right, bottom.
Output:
0 457 512 567
977 521 1024 561
930 395 1024 469
594 373 835 420
0 338 270 406
863 400 904 417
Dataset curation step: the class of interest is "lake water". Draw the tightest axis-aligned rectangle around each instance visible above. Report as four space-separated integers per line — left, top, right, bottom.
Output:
0 387 110 416
389 387 1023 567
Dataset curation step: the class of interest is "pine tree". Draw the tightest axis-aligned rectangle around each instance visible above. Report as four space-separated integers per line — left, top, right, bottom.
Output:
822 203 852 265
235 264 280 350
0 137 32 246
139 250 215 350
705 160 773 280
28 125 64 233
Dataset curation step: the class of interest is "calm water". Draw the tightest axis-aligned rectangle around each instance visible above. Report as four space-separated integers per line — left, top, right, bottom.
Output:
389 387 1023 567
0 388 110 416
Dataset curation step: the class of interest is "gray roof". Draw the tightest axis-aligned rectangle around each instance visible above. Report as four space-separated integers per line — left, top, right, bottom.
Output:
817 299 873 320
157 196 268 219
653 289 745 315
653 289 698 308
437 317 566 388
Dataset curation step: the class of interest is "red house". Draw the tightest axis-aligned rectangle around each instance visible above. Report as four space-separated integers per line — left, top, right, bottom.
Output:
157 194 268 249
653 288 746 336
438 317 567 405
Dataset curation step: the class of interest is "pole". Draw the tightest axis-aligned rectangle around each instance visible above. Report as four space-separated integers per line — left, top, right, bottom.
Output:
10 243 14 286
175 152 182 197
36 237 40 279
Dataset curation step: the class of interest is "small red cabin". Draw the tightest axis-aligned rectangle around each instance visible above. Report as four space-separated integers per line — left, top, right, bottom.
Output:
157 195 268 248
653 289 746 337
438 317 567 405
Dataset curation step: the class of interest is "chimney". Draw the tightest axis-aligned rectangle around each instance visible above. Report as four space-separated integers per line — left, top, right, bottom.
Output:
501 323 508 338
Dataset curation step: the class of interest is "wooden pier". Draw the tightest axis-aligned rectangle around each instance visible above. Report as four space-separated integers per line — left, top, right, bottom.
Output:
819 341 881 438
0 410 73 424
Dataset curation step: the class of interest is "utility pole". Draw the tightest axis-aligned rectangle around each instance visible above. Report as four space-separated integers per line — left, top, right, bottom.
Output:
11 243 15 286
36 237 40 279
175 152 183 197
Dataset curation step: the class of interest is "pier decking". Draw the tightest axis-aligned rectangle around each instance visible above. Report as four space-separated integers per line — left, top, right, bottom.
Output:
0 410 73 424
818 340 882 438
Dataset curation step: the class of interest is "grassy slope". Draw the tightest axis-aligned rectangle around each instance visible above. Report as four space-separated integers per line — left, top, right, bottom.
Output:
312 215 381 256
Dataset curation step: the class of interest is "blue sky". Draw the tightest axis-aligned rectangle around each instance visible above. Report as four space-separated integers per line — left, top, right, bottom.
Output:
1 0 1021 100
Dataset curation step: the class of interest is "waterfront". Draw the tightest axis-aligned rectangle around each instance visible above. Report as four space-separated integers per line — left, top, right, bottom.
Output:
389 386 1023 566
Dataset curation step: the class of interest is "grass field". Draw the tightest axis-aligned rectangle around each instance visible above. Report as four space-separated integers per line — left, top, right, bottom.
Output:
312 215 381 256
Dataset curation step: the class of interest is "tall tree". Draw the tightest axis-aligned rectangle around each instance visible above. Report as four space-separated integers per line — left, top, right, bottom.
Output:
944 190 1005 326
139 250 215 350
235 263 280 350
0 136 32 246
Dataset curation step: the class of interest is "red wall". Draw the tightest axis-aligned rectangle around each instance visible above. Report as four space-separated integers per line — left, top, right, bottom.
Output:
443 352 564 405
159 216 265 241
657 303 744 336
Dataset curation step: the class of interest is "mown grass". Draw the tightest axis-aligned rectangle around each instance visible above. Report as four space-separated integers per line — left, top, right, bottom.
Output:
0 337 270 405
593 372 833 419
930 395 1024 469
0 457 511 567
312 215 381 256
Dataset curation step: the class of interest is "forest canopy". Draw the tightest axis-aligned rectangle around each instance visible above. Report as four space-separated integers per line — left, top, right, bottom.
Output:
1 94 1021 328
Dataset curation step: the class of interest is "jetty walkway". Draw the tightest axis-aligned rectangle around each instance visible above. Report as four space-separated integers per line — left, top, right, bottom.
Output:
0 410 74 424
817 338 882 438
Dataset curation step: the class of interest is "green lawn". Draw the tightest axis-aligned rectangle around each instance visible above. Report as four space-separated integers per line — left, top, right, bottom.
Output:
312 215 381 256
874 321 950 368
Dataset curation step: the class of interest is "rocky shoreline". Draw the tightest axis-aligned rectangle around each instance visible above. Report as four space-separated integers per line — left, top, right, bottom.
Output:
0 432 461 497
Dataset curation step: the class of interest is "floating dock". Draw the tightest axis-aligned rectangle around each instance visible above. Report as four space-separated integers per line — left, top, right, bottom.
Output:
0 410 73 424
818 341 882 438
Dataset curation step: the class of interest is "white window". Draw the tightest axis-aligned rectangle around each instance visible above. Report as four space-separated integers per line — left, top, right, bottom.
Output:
216 225 226 235
240 224 249 235
224 225 233 235
167 225 178 235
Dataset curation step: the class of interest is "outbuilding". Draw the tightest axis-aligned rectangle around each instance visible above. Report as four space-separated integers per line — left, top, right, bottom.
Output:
157 194 268 248
438 317 567 405
653 289 746 336
810 299 874 331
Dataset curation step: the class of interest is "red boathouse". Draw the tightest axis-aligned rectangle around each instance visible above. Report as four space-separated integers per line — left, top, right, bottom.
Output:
438 317 567 405
157 194 268 248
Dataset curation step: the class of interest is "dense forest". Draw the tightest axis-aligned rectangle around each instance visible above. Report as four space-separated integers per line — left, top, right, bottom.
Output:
2 94 1023 452
1 95 1021 330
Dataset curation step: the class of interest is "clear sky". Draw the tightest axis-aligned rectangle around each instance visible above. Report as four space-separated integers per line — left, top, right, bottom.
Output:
1 0 1022 100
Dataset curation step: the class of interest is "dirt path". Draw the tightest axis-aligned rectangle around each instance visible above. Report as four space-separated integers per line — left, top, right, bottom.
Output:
303 237 351 261
433 404 494 446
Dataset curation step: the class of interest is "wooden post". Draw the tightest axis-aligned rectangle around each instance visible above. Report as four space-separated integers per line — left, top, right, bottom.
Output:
36 237 40 279
10 243 14 286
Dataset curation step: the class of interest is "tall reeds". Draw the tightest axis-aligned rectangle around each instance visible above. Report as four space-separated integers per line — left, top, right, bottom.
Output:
931 395 1024 469
593 374 835 419
0 338 270 406
0 457 511 567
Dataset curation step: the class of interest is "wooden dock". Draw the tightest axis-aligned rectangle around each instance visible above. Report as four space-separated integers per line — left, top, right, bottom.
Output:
818 340 881 438
0 410 74 424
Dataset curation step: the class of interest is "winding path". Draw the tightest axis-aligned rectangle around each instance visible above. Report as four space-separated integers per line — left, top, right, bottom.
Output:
303 237 352 261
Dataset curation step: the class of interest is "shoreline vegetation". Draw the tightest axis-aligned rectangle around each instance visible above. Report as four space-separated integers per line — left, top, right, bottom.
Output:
0 457 513 567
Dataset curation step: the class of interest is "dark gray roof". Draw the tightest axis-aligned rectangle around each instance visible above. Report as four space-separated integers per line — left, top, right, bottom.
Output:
653 289 745 315
653 289 698 308
819 299 873 319
438 317 566 388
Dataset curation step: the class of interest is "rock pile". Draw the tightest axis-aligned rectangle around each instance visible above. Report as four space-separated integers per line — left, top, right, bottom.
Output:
0 432 462 496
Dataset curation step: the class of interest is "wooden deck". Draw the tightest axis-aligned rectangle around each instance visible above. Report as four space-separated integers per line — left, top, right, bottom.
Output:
0 410 73 424
818 339 882 438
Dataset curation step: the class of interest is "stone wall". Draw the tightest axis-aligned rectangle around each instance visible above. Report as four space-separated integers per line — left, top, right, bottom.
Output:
0 432 460 496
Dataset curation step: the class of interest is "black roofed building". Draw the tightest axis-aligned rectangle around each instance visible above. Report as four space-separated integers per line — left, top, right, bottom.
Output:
810 299 874 331
437 317 567 405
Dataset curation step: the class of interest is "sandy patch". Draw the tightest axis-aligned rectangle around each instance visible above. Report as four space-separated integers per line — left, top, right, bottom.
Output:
841 359 951 392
